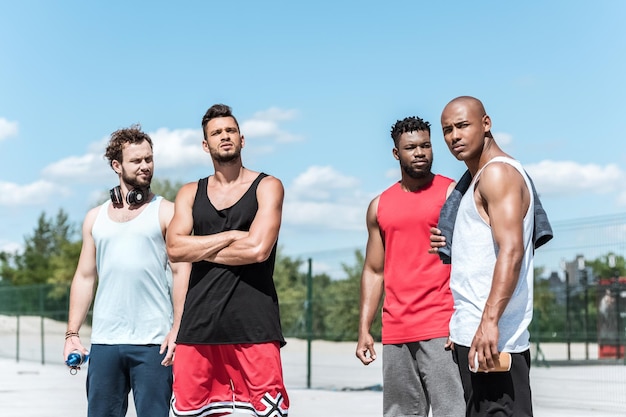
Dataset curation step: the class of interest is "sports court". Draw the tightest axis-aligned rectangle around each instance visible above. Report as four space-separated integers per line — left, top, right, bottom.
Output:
1 330 624 417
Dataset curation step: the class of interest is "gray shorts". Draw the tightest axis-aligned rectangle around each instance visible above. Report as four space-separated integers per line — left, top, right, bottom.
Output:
383 338 465 417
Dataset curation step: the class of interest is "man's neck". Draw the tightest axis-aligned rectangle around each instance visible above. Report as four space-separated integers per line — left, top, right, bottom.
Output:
400 172 435 192
212 161 245 184
467 138 506 176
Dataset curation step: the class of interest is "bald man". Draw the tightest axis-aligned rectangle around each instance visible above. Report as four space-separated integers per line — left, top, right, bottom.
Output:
440 96 535 416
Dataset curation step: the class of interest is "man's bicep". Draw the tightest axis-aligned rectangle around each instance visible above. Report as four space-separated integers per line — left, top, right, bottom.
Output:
363 200 384 274
480 173 526 252
248 177 284 244
169 185 196 236
75 217 98 280
364 236 385 275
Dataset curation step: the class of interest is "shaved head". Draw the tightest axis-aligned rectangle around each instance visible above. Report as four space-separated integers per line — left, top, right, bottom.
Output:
441 96 493 141
442 96 487 120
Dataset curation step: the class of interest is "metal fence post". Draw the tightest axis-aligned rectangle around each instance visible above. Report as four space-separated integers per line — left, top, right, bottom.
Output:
306 257 313 389
16 314 20 363
40 286 45 365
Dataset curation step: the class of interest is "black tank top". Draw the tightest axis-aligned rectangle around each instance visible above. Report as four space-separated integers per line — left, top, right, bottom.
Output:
176 173 285 345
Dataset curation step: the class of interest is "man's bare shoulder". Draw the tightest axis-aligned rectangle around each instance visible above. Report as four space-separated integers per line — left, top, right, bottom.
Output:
479 160 525 187
366 195 381 221
82 204 103 232
477 161 529 207
158 197 175 221
258 174 284 191
174 181 200 199
85 204 102 218
159 196 174 208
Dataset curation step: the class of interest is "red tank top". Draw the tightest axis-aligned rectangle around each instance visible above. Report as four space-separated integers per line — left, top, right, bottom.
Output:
377 174 454 344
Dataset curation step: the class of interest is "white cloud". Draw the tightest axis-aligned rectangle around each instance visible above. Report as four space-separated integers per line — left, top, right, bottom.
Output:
41 110 302 183
616 191 626 208
241 107 303 143
151 127 207 169
41 128 206 181
385 168 399 180
0 180 70 206
493 131 513 146
42 153 110 182
283 199 365 231
0 118 18 141
289 166 360 200
242 120 278 137
283 166 368 231
9 108 301 214
0 240 22 254
526 160 624 196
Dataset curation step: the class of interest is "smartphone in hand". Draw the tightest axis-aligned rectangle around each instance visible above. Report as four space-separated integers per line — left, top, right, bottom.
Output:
470 351 511 373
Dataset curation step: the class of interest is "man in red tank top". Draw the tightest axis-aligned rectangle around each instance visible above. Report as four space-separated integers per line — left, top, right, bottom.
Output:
356 116 465 416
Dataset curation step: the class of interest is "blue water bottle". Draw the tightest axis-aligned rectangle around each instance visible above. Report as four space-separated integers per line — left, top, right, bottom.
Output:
66 350 89 374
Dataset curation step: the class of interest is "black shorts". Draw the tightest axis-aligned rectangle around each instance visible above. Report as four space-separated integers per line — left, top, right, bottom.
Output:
453 344 533 417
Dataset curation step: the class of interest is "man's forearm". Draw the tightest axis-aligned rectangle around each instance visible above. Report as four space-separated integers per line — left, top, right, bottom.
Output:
206 236 273 266
170 231 244 263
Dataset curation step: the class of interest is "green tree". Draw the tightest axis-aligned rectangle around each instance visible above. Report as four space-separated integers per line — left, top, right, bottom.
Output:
310 272 333 339
272 250 335 339
47 239 83 298
588 252 625 280
0 209 78 286
322 250 382 342
273 250 308 337
94 178 184 205
151 178 184 202
533 274 565 341
0 209 80 315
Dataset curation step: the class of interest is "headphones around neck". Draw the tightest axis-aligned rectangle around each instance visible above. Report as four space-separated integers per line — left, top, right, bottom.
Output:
110 186 150 207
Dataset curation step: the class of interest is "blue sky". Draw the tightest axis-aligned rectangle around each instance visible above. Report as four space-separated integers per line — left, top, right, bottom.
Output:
1 1 625 276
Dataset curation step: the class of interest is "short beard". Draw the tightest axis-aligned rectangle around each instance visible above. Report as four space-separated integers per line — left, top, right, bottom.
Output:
212 148 241 164
400 160 432 179
122 171 151 189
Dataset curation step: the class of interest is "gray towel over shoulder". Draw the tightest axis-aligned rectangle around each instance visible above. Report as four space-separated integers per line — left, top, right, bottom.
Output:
437 170 553 264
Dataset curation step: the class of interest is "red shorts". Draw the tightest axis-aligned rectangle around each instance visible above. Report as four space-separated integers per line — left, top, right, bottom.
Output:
172 342 289 416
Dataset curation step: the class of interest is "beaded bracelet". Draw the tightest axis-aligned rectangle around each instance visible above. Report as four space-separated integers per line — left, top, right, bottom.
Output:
65 331 79 340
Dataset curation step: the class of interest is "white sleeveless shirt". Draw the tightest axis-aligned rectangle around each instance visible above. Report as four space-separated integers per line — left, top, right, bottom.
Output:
449 157 534 352
90 196 173 344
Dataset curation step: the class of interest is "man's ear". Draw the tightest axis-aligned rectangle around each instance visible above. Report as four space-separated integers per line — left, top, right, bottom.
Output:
241 134 245 149
111 160 122 174
482 114 492 133
392 147 399 161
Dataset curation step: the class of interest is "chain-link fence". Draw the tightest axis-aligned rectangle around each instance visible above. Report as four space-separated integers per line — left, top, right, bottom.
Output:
0 213 625 406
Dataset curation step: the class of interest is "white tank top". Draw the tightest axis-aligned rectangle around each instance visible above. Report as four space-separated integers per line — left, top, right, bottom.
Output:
90 196 173 344
449 157 534 352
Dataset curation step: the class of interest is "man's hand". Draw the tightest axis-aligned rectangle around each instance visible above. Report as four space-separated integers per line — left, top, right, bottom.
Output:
63 336 88 370
160 329 178 366
428 227 446 254
356 332 377 365
468 319 500 372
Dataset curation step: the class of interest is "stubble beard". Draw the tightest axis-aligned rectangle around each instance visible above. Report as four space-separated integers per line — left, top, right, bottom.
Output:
400 159 433 179
212 147 242 165
122 170 152 189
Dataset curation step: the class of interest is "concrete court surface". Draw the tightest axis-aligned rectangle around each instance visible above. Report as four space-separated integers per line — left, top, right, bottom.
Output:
1 338 625 416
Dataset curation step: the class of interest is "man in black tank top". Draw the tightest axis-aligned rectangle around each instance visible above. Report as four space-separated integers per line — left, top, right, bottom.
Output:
166 104 289 416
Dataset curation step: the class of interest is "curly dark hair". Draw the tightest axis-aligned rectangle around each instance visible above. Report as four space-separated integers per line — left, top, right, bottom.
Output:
201 103 240 140
104 124 153 169
390 116 431 146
